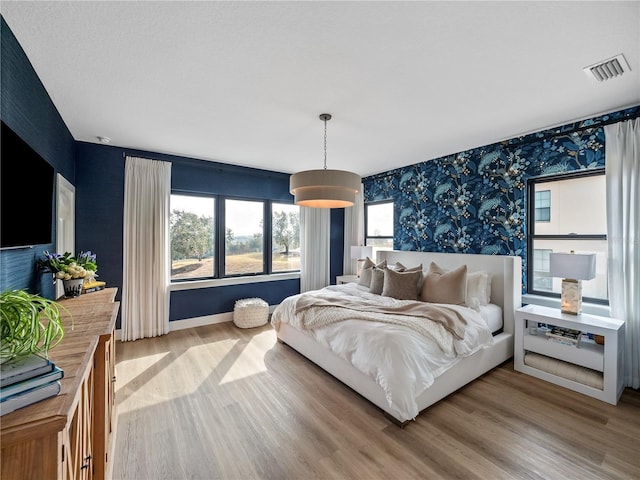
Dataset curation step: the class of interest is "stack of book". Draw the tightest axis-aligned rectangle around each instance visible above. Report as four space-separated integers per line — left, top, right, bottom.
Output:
546 326 582 347
82 280 106 294
0 353 64 416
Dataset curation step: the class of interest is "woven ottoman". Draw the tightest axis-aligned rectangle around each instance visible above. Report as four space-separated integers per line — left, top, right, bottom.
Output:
233 297 269 328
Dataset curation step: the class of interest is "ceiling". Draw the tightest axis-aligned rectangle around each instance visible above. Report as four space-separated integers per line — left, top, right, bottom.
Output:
2 1 639 178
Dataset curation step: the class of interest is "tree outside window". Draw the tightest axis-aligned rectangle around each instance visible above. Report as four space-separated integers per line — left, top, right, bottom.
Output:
170 195 215 280
170 194 299 281
272 203 300 272
225 199 264 275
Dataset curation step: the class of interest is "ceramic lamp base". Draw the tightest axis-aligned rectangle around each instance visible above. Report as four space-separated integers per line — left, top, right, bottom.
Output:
560 278 582 315
356 258 365 277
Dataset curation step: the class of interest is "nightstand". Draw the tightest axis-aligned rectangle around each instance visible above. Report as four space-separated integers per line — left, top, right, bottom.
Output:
514 304 624 404
336 275 358 285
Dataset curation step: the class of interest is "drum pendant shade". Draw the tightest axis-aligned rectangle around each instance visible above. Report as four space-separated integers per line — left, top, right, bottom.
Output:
290 114 360 208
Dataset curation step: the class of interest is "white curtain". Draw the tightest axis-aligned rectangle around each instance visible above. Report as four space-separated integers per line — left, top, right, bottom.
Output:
604 118 640 389
300 206 330 292
121 156 172 342
343 184 364 275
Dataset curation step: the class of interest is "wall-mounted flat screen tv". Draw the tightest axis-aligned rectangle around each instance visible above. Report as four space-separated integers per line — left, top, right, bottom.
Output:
1 121 55 249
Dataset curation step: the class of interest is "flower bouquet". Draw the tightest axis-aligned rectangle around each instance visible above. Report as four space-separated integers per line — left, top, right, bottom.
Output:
38 251 98 280
38 251 98 297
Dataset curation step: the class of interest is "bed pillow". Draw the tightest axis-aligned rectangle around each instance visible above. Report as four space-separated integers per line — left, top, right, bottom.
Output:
368 267 385 294
389 262 422 273
402 264 423 273
357 257 375 286
358 258 386 287
466 271 492 311
421 262 467 305
381 267 423 301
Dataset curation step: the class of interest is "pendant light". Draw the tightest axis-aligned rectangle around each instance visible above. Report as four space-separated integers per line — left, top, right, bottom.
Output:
290 114 361 208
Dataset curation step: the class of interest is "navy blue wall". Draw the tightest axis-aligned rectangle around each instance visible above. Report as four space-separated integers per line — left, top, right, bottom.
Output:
330 209 345 283
1 15 346 323
0 17 76 297
75 142 316 325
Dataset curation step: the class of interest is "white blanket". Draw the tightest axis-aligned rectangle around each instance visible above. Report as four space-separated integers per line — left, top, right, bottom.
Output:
271 283 494 421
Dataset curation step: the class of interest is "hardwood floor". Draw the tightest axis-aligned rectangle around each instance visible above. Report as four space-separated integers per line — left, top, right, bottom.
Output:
113 322 640 480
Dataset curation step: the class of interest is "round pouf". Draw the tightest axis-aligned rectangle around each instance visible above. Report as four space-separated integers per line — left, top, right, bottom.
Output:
233 298 269 328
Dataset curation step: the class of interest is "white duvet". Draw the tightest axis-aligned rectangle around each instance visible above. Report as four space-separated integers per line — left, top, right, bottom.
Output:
271 283 494 421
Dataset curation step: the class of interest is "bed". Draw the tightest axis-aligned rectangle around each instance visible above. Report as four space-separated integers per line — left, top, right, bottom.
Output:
271 250 522 425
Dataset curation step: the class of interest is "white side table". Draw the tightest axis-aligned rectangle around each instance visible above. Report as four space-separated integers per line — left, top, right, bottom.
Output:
514 304 624 404
336 275 358 285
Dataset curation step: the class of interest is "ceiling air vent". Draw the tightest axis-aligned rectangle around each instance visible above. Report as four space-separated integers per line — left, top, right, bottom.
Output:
583 54 631 82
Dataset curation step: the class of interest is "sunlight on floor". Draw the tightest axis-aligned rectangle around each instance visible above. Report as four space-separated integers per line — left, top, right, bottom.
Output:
219 330 271 384
116 329 276 412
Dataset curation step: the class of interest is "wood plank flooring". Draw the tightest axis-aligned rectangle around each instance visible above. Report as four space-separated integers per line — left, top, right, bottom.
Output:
112 321 640 480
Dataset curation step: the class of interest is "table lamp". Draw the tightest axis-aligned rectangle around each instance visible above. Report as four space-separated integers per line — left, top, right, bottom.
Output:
350 245 373 277
549 251 596 315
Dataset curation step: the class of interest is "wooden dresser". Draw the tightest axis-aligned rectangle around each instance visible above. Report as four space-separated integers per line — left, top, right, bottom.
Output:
1 288 119 480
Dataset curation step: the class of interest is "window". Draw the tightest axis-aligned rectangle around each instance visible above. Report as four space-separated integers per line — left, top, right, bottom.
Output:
170 193 299 281
271 203 300 272
532 249 552 291
527 170 607 303
534 190 550 222
365 201 394 249
224 199 264 276
170 195 215 281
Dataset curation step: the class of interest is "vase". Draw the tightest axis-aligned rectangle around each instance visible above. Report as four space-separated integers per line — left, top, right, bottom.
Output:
62 278 84 298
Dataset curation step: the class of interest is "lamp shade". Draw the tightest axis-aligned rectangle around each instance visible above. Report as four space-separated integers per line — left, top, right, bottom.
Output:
290 169 361 208
350 245 373 260
549 252 596 280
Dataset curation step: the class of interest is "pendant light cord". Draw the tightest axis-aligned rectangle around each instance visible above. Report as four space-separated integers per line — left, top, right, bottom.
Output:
323 117 328 170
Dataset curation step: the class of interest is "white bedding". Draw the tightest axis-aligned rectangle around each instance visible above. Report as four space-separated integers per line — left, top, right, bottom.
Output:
271 283 495 421
478 303 503 334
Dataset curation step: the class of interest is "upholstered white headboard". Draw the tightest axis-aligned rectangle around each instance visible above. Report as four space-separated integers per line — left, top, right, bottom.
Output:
376 250 522 334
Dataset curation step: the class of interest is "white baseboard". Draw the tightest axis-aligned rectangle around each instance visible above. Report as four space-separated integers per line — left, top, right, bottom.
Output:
170 312 234 331
115 306 277 341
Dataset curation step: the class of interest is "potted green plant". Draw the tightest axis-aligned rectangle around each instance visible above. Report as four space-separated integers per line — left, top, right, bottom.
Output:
0 289 66 363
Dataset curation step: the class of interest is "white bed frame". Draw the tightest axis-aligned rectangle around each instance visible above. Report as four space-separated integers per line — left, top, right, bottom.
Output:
277 250 522 425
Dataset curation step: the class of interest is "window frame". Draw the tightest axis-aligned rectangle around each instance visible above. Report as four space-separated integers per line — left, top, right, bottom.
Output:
221 196 267 278
170 191 299 283
270 202 301 274
169 192 217 282
526 168 607 305
364 199 394 249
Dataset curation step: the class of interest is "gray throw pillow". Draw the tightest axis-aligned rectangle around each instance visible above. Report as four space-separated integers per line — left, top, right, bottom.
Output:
358 258 386 287
368 267 385 294
381 267 423 301
421 262 467 305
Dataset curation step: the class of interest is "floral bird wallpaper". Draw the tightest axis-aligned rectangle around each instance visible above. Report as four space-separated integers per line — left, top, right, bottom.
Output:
363 106 640 292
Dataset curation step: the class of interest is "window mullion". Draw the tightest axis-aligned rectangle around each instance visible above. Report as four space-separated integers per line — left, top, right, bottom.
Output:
532 234 607 239
264 201 271 274
218 196 226 277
